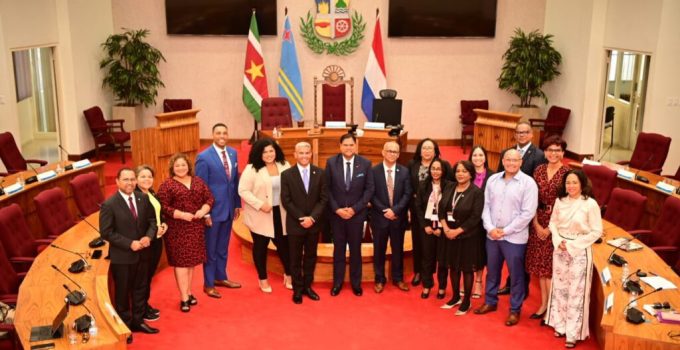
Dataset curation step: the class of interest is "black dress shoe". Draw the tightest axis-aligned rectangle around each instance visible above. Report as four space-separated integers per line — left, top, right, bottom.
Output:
421 290 430 299
411 273 422 286
529 311 546 319
147 305 160 315
436 290 446 299
330 286 342 296
303 288 320 301
352 287 363 296
293 292 303 304
497 285 511 295
143 310 160 322
127 335 133 344
133 322 160 334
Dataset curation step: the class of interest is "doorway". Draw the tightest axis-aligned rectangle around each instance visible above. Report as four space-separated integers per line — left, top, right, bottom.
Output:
599 49 650 162
11 46 60 163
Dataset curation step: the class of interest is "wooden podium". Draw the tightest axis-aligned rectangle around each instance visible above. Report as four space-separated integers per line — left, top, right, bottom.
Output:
131 109 200 185
473 109 522 171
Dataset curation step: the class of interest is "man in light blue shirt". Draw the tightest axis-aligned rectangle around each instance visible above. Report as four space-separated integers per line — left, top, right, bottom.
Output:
474 149 538 327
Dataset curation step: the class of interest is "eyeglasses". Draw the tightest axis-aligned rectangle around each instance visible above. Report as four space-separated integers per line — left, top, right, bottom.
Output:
515 131 531 135
385 150 400 154
504 158 522 163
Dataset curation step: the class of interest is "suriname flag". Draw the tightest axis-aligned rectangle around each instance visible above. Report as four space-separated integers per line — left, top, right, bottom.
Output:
243 11 269 122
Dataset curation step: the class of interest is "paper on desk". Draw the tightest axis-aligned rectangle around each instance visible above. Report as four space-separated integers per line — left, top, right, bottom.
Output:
642 304 657 316
640 276 677 290
582 158 601 166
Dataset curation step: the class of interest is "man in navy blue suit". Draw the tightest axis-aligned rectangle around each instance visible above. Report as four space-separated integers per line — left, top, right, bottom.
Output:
195 123 242 298
326 133 374 296
370 141 413 293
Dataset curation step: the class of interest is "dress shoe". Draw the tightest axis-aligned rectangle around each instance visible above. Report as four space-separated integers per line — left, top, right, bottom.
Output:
303 288 320 301
473 304 498 315
203 287 221 299
505 312 520 326
393 281 410 292
421 288 430 299
436 290 446 299
127 335 133 344
188 294 198 305
411 273 422 286
455 301 471 316
143 310 160 322
352 287 363 296
283 274 293 290
132 322 160 334
374 283 385 294
180 300 190 313
259 279 272 293
441 297 462 310
529 311 546 319
292 292 303 304
497 285 511 295
214 279 242 288
147 305 160 315
330 286 342 296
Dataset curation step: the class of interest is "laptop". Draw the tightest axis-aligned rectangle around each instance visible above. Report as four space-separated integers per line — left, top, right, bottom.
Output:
30 302 68 342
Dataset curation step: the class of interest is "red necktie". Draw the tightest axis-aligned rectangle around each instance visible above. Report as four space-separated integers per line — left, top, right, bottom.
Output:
222 150 231 180
128 196 138 220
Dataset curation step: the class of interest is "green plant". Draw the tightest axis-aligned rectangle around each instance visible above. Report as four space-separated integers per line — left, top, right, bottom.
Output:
100 28 165 107
498 28 562 107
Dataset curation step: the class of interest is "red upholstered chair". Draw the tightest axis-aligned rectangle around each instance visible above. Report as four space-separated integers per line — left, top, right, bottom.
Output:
83 106 130 164
314 65 354 125
163 99 192 113
661 165 680 181
583 164 618 208
0 240 23 350
0 132 47 175
459 100 489 154
603 188 647 231
261 97 293 130
0 204 51 272
34 187 76 238
617 132 671 174
70 172 104 216
630 196 680 266
530 105 571 145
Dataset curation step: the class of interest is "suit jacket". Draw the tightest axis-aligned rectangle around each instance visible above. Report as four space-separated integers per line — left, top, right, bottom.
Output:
414 179 450 229
438 182 484 240
100 191 157 264
195 145 241 222
370 163 412 229
407 158 453 210
238 162 290 237
280 165 328 235
496 144 547 176
325 153 374 223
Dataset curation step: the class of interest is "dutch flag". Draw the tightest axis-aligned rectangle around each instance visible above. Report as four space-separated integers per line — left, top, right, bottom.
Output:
361 13 387 122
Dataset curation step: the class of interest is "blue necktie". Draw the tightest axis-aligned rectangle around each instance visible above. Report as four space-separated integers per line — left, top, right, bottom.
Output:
345 161 351 191
302 168 309 193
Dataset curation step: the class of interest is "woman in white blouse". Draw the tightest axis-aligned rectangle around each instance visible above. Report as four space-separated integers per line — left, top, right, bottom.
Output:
238 138 292 293
545 169 602 348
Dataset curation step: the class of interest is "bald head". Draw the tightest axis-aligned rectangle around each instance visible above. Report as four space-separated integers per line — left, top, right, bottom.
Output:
502 149 523 177
382 141 400 166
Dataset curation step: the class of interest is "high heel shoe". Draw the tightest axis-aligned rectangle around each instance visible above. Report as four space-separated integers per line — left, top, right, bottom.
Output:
436 289 446 299
180 300 190 313
441 297 461 309
188 294 198 306
421 288 430 299
472 280 483 299
283 274 293 290
455 300 471 316
259 279 273 293
530 310 546 319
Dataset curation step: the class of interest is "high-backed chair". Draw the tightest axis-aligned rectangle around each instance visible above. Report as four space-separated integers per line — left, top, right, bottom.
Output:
0 204 51 272
163 99 192 113
261 97 293 130
0 132 47 175
459 100 489 153
314 65 354 125
83 106 130 164
630 196 680 266
603 188 647 231
662 165 680 181
0 240 23 350
617 132 671 174
529 105 571 145
583 164 618 208
70 172 104 216
34 187 76 238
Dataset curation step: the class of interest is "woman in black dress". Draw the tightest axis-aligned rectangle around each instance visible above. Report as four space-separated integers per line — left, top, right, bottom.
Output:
468 145 493 298
438 160 485 315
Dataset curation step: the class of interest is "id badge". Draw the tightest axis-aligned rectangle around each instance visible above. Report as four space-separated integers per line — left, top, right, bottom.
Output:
447 211 454 222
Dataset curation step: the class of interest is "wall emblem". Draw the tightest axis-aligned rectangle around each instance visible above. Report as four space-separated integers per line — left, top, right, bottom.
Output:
300 0 365 56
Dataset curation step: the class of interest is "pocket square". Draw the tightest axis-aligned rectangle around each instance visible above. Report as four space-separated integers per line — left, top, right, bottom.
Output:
356 173 365 177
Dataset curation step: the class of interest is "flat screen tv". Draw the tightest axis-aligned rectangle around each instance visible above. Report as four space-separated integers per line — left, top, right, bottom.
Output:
388 0 497 38
166 0 277 36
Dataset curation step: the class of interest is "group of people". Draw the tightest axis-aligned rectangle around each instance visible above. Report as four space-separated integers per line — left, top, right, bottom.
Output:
99 121 602 348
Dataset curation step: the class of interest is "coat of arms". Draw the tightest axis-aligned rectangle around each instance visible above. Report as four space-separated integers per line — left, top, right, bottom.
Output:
300 0 365 56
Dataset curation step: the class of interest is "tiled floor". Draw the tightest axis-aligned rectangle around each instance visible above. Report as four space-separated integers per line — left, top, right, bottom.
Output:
21 138 60 164
599 139 633 163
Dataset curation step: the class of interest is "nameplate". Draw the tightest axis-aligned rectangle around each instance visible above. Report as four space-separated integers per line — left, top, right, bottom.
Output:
364 122 385 130
5 183 24 195
617 169 634 180
582 159 601 166
605 292 614 313
73 159 92 169
601 266 612 285
37 170 57 182
325 121 347 129
656 181 676 194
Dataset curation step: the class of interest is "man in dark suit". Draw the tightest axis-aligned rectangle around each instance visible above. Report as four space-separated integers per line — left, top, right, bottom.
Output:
326 133 375 296
496 121 546 296
100 168 159 343
281 142 328 304
370 141 413 293
195 123 242 299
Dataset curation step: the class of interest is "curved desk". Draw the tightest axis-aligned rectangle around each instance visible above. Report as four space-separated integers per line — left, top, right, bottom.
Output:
591 220 680 349
14 212 129 349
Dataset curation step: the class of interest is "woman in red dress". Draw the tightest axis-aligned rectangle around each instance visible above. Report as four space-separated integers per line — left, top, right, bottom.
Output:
525 135 569 321
157 153 214 312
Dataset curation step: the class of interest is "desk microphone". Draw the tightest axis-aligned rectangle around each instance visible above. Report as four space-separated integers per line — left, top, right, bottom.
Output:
607 237 638 266
74 297 96 332
52 264 86 305
78 214 106 248
57 144 74 170
623 268 643 294
50 244 89 273
625 287 663 324
25 162 39 184
634 155 653 183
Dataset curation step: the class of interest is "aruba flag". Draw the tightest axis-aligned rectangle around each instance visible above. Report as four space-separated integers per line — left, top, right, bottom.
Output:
278 15 304 122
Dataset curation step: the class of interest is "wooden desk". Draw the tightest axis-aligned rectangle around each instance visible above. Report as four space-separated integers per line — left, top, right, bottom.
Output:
570 161 680 229
590 220 680 350
260 127 408 168
14 212 129 349
0 161 106 238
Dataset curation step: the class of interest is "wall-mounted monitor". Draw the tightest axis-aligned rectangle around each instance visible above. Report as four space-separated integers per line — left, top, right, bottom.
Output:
388 0 497 38
166 0 277 36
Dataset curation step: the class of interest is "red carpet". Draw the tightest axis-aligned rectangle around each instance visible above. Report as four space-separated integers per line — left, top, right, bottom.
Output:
101 147 597 350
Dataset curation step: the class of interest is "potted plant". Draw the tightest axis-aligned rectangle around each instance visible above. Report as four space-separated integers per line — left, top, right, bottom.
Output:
498 28 562 120
100 28 165 130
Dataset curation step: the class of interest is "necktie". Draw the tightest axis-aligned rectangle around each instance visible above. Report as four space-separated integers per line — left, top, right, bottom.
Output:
222 150 231 180
345 162 351 191
518 147 525 157
387 169 394 206
302 168 309 193
128 196 137 220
